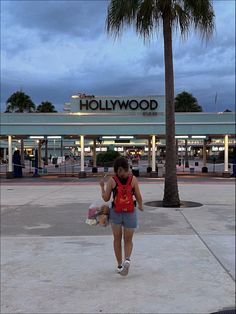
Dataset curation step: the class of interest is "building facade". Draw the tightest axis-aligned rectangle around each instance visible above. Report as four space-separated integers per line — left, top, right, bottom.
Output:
0 95 235 177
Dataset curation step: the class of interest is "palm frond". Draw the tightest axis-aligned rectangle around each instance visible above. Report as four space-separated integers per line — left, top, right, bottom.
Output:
136 0 162 41
106 0 215 42
183 0 215 41
106 0 141 37
5 91 36 113
172 2 190 40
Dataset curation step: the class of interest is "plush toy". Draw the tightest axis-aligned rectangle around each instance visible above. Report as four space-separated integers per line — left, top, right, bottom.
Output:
101 204 109 215
86 204 110 227
98 205 110 226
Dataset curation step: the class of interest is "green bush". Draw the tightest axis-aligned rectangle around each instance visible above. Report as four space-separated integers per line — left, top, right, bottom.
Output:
96 151 120 166
217 149 234 163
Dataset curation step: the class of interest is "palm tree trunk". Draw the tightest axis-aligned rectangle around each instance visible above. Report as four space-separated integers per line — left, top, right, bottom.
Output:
162 12 180 207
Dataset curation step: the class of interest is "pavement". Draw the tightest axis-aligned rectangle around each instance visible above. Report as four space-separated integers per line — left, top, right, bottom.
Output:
1 177 235 314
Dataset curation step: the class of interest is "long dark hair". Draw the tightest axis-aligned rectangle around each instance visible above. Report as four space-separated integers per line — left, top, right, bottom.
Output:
113 157 129 173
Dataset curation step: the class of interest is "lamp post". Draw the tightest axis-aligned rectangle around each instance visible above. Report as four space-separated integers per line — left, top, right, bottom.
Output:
53 139 56 156
44 137 48 165
202 138 209 173
185 139 189 168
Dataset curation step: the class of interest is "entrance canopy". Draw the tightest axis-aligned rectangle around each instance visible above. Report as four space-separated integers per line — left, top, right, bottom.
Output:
0 111 235 137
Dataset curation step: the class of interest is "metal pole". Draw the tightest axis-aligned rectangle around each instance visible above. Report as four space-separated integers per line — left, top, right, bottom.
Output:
8 136 13 172
79 135 86 177
38 140 42 169
6 135 14 178
93 138 97 167
61 138 63 157
201 139 208 173
203 140 207 167
148 137 151 167
185 139 189 168
53 139 56 156
81 135 85 172
182 146 184 172
224 134 229 173
152 135 156 172
20 138 25 167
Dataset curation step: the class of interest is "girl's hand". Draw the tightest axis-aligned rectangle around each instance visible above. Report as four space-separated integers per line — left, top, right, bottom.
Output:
100 174 107 189
138 204 144 211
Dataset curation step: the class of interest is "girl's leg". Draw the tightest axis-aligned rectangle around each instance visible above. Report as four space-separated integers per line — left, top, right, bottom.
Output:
123 228 135 260
111 223 123 266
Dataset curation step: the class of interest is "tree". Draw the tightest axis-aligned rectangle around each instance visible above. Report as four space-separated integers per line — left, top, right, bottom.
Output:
97 151 120 166
36 101 57 113
106 0 215 207
224 109 232 112
175 91 203 112
5 91 36 113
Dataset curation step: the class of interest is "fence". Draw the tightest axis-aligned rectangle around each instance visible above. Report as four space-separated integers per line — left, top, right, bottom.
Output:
0 158 235 177
0 159 115 177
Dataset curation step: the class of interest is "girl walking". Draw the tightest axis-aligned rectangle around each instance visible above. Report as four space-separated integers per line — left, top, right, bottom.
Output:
100 157 143 276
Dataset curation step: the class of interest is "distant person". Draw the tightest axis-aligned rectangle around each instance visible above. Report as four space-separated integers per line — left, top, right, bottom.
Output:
100 157 143 276
13 150 23 178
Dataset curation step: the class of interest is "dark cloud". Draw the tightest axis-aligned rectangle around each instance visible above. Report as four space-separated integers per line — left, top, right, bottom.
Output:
2 0 108 40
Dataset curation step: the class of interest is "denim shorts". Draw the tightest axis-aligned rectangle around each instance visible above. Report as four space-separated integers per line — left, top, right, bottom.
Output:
109 207 137 229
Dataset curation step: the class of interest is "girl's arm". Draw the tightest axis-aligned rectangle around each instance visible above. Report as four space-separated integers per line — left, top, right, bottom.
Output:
133 177 143 211
100 177 113 202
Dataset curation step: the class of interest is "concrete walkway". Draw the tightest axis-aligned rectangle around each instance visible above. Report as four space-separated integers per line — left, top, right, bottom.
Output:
1 179 235 313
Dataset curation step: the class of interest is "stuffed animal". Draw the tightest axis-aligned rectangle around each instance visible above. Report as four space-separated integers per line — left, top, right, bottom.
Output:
98 205 110 226
86 204 110 227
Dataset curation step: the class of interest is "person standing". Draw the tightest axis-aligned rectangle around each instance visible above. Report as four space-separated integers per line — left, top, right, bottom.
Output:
13 150 23 178
100 157 143 276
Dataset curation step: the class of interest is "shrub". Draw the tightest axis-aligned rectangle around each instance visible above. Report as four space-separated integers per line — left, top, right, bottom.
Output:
217 149 234 163
96 151 120 166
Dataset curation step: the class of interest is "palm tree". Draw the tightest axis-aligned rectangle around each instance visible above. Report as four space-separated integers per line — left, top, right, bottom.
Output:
175 91 203 112
36 101 57 113
106 0 215 207
5 91 36 113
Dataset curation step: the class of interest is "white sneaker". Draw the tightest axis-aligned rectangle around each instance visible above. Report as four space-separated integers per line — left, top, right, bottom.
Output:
117 266 124 274
120 259 131 276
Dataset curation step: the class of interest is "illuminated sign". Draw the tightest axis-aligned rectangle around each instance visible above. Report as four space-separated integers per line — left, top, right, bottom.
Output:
79 99 158 111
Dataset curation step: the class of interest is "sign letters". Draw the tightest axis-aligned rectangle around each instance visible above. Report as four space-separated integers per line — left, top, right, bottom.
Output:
79 99 158 111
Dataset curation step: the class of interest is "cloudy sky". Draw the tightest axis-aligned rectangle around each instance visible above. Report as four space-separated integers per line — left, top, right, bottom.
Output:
1 0 235 112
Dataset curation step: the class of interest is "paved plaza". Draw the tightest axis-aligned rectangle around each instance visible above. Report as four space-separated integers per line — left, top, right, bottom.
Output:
1 176 235 314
